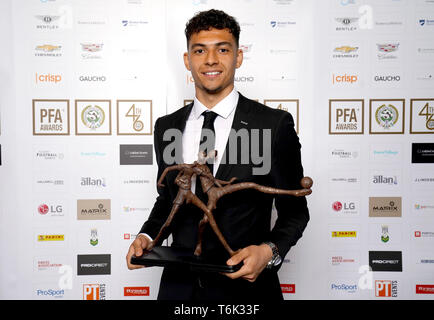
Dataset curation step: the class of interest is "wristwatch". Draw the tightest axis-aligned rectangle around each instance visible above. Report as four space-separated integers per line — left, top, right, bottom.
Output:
263 241 282 269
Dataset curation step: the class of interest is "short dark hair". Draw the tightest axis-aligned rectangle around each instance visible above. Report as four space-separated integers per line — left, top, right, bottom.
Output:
185 9 241 47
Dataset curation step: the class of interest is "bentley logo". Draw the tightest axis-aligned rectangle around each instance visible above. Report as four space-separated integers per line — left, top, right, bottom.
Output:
335 17 359 25
35 15 60 23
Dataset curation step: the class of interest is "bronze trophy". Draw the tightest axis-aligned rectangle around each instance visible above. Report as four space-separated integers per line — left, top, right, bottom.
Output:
131 151 313 273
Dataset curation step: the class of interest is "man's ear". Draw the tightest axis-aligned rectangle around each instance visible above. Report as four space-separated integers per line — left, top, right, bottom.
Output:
235 48 243 69
183 52 191 71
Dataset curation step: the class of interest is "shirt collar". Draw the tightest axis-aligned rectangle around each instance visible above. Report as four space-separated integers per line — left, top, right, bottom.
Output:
192 87 239 120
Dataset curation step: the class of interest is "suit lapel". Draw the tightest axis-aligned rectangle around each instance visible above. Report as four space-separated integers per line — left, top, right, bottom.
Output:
216 93 252 180
168 102 193 164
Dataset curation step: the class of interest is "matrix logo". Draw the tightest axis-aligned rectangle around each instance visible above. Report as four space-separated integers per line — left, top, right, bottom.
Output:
369 251 402 272
369 197 402 217
77 199 111 220
83 284 106 300
375 280 398 297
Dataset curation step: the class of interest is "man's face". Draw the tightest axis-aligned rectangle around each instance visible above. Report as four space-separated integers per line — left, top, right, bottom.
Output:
184 28 243 96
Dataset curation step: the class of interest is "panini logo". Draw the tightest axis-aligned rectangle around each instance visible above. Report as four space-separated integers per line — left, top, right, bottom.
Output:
38 234 64 241
77 199 111 220
369 197 402 217
332 231 357 238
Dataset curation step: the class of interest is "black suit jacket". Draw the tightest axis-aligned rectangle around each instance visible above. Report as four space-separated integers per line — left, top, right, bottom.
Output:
139 93 309 300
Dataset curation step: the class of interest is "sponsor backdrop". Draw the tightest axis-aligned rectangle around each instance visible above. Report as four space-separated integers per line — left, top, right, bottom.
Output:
0 0 433 300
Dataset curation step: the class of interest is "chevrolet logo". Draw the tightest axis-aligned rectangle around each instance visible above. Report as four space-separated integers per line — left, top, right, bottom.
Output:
36 44 61 52
334 46 358 53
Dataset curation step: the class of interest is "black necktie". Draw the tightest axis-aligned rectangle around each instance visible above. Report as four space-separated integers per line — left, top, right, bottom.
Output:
195 111 218 202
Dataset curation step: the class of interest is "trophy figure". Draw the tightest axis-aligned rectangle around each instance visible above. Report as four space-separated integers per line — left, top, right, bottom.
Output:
131 151 313 273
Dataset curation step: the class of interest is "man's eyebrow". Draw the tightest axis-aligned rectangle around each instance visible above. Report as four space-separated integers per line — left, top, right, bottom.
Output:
190 41 233 49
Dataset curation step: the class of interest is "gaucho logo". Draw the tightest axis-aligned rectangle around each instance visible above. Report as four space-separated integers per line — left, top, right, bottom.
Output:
369 251 402 272
374 75 401 82
79 75 107 82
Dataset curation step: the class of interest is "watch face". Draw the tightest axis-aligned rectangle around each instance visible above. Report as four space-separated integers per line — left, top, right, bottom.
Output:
274 256 282 266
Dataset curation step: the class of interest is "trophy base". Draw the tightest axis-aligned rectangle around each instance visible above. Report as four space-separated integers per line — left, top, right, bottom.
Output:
131 246 242 273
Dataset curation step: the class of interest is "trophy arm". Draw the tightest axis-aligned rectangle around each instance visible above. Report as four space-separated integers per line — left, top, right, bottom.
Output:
216 177 237 185
157 164 190 188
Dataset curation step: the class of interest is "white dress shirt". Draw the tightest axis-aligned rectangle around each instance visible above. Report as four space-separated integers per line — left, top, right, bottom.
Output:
139 88 239 242
182 87 239 191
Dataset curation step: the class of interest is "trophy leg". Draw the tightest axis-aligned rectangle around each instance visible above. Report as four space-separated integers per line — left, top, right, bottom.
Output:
148 202 181 251
194 215 208 256
191 195 235 257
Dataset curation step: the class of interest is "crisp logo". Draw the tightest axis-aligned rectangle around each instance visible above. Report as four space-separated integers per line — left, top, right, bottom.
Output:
35 73 62 83
332 73 358 84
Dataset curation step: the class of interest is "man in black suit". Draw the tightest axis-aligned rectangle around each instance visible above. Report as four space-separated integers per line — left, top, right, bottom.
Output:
126 9 309 301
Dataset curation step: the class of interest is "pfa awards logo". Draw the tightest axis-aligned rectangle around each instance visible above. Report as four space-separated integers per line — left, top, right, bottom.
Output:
329 100 364 134
264 100 299 133
116 100 152 135
369 100 404 134
32 99 70 135
410 99 434 134
75 100 111 135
